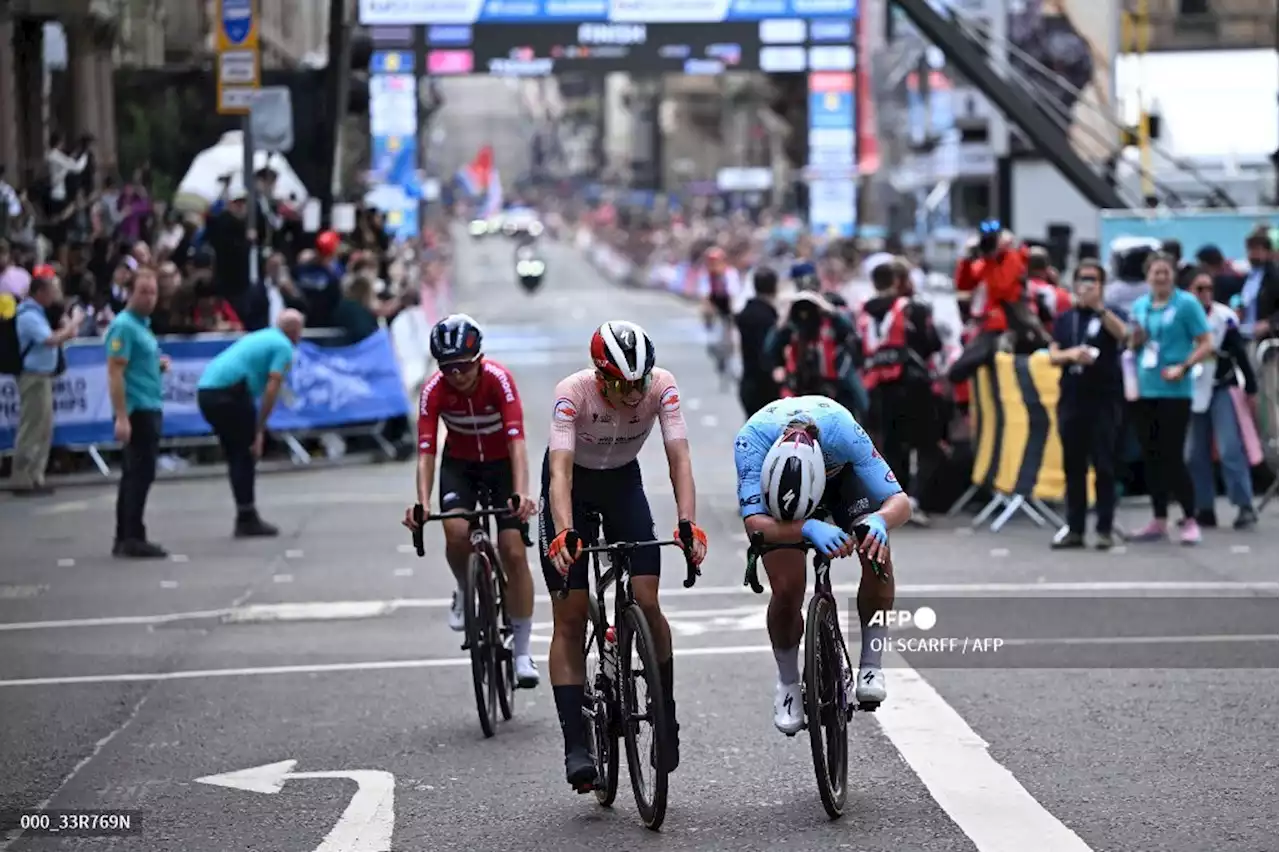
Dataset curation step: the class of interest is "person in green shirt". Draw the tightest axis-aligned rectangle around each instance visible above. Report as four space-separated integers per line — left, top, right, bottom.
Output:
105 267 170 559
197 309 305 537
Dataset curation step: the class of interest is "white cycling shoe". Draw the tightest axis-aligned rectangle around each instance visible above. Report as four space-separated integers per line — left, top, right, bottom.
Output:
855 666 887 705
773 681 804 736
514 654 540 688
448 592 466 632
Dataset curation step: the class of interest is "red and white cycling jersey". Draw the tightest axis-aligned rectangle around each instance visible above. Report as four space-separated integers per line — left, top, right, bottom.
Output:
548 368 688 470
418 359 525 462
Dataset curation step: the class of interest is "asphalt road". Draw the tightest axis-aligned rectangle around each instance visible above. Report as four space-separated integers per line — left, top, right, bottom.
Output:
0 233 1276 852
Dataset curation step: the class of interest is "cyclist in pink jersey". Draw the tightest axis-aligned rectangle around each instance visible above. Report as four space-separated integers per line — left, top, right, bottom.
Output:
538 320 708 790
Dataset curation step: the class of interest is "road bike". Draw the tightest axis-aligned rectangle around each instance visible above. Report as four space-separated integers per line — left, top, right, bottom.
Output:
704 309 736 391
412 492 533 738
559 517 699 831
742 524 884 819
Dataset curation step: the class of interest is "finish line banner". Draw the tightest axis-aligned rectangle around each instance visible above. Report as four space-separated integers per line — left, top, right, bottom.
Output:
0 330 409 451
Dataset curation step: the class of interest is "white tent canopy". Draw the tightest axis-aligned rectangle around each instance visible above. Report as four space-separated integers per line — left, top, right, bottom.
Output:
173 131 309 213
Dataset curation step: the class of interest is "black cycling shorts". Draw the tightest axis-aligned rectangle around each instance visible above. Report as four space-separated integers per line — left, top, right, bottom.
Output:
708 293 732 318
537 450 659 592
438 455 524 533
816 463 882 531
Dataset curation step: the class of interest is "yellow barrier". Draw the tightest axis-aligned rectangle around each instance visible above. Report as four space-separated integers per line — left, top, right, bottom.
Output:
967 351 1092 531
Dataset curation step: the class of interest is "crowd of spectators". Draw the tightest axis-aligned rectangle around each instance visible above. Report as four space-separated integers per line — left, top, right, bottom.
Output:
2 136 456 486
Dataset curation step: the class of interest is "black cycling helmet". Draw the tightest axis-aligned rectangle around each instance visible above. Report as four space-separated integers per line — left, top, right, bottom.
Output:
430 313 483 363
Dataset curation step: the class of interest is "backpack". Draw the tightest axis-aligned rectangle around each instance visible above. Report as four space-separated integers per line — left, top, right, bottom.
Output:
0 292 25 375
0 296 65 376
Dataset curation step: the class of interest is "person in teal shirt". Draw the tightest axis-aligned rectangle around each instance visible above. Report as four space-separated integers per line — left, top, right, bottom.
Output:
197 309 305 537
105 267 170 559
1127 253 1213 545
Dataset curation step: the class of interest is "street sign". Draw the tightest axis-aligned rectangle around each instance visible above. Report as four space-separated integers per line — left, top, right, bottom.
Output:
250 86 294 152
196 760 395 852
216 0 260 115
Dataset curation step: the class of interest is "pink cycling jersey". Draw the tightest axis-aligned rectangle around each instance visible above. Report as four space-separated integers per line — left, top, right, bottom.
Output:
548 368 688 470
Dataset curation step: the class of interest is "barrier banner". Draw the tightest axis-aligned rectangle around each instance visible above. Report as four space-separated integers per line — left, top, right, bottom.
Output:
968 351 1093 503
0 329 409 451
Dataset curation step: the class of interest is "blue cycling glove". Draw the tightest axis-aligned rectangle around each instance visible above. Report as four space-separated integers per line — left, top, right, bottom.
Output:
802 518 852 557
860 514 889 549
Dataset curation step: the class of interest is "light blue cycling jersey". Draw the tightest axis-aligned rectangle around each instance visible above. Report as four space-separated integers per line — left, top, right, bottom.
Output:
734 395 901 519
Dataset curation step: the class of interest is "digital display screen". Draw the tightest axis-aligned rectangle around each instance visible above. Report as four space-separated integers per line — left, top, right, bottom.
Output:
452 20 853 74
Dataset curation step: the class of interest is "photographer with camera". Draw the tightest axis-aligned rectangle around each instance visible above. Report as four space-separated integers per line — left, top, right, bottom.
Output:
766 285 866 419
948 220 1048 383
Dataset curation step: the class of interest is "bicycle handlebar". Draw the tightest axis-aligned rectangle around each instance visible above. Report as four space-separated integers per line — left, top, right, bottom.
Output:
555 519 701 599
742 524 885 594
409 495 535 556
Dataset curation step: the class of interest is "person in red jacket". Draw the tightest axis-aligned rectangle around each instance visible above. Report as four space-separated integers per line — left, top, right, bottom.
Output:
953 222 1028 334
1025 248 1073 334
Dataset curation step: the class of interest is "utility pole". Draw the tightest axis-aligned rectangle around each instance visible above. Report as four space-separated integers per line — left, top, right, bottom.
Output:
321 0 352 226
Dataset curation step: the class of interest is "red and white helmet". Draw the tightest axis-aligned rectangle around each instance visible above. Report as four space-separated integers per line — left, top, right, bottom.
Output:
590 321 655 382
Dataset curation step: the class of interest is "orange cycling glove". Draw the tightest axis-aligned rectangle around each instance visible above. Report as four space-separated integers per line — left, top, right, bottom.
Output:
548 529 583 571
674 523 708 565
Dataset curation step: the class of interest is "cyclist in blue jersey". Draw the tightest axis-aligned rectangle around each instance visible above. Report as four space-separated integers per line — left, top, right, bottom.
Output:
734 395 912 734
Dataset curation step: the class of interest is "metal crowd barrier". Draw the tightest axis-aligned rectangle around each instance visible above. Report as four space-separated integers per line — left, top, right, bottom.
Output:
28 328 406 478
1254 338 1279 512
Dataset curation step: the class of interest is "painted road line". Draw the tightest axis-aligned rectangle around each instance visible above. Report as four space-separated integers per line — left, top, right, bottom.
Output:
1 636 1274 690
0 581 1274 632
197 760 394 852
0 646 778 688
876 659 1095 852
223 602 395 623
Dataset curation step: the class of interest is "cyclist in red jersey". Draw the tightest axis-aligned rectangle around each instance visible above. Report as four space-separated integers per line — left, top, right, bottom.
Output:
402 314 541 688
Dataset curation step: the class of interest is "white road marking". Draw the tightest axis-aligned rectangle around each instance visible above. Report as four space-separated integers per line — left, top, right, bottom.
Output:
0 645 778 687
0 581 1273 632
57 558 75 568
1230 545 1251 554
876 658 1096 852
686 397 702 411
33 500 89 516
159 581 179 589
393 568 414 577
170 554 189 564
273 574 294 584
196 760 394 852
396 545 415 554
224 602 395 623
700 414 718 428
989 548 1010 557
285 550 304 559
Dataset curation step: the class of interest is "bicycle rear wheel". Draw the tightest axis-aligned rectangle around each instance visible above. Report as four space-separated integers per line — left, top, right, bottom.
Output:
464 553 499 738
804 594 849 819
619 604 670 830
493 561 516 722
584 594 619 806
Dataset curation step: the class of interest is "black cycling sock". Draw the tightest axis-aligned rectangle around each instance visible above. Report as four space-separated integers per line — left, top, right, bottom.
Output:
658 657 674 710
553 684 586 755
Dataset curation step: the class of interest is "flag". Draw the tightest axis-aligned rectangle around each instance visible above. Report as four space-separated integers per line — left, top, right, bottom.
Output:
456 145 494 197
481 167 503 217
387 145 421 200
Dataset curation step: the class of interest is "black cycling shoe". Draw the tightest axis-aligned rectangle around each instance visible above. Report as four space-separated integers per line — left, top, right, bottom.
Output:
565 748 597 792
649 708 680 772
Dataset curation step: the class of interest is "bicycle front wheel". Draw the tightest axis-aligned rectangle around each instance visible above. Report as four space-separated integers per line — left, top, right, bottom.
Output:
584 594 619 807
619 604 670 831
804 594 849 819
464 553 499 738
493 561 516 722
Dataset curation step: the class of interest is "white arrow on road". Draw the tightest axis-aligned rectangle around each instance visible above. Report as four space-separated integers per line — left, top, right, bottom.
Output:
196 760 394 852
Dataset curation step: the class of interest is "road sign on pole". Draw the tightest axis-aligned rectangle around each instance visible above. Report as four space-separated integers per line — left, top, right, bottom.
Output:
216 0 261 115
251 86 295 152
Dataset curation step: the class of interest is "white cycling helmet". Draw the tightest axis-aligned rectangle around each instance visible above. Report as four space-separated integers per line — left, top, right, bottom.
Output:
761 426 826 522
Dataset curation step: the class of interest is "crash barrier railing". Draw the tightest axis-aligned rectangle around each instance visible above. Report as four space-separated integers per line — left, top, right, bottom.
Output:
1254 338 1279 512
0 327 412 477
947 351 1082 533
